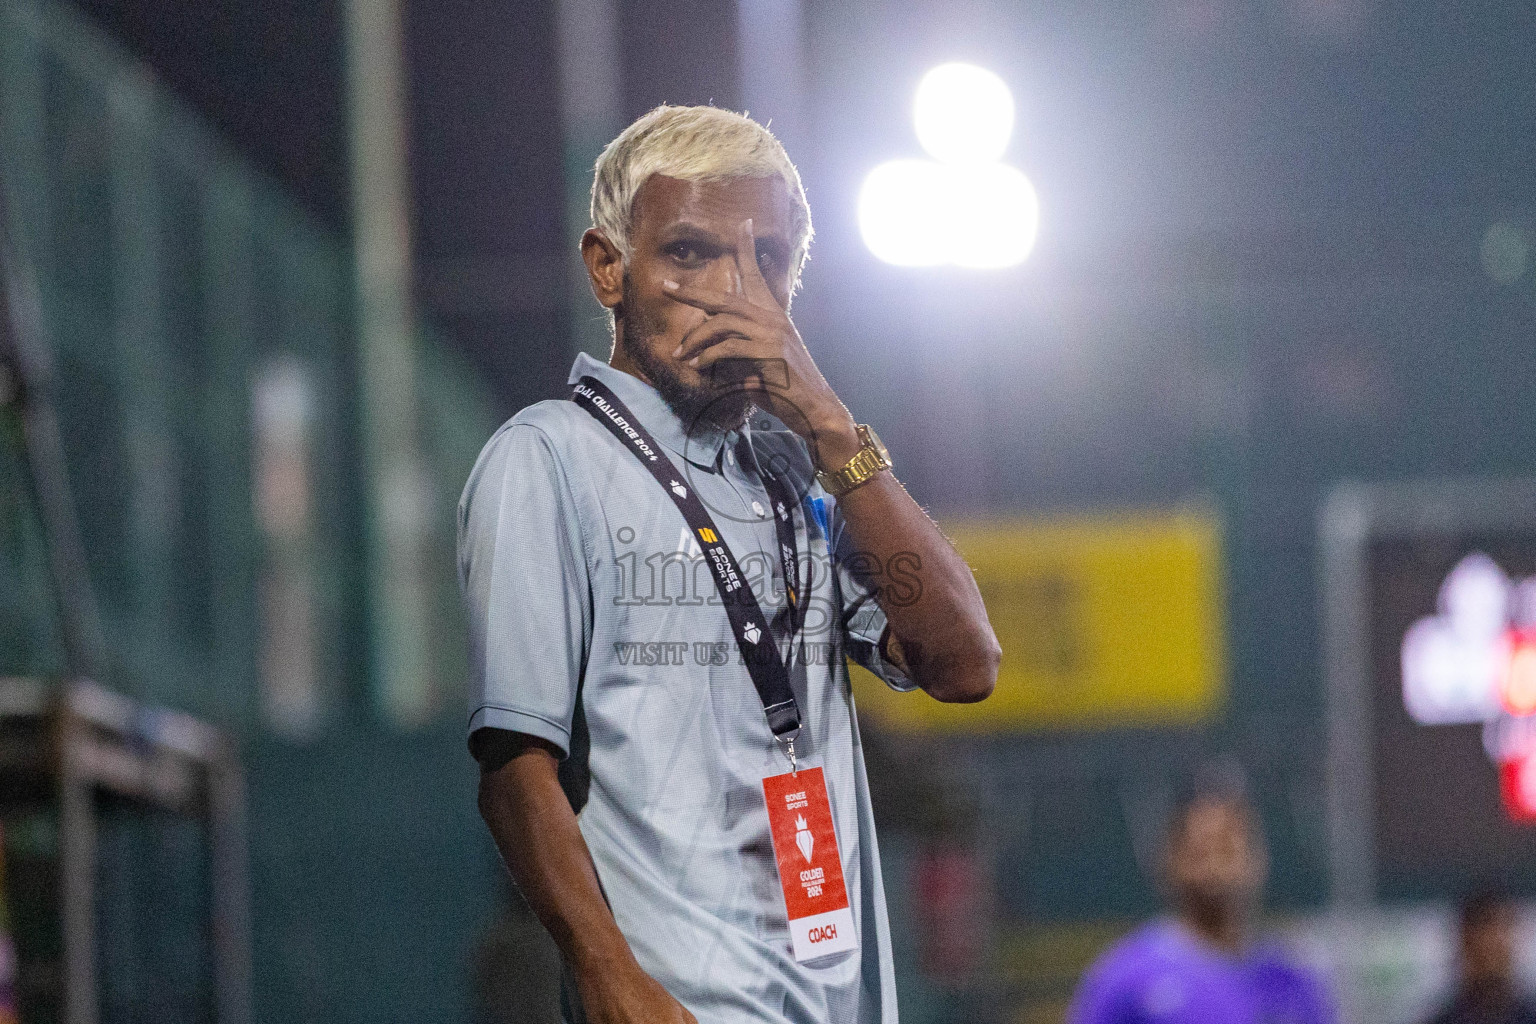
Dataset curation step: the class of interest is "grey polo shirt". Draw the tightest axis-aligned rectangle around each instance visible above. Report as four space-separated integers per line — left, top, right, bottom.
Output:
459 352 915 1024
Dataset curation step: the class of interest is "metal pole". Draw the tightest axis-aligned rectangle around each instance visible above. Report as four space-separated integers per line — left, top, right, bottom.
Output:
344 0 434 727
107 62 176 680
556 0 622 361
58 704 99 1024
209 745 252 1024
0 123 108 682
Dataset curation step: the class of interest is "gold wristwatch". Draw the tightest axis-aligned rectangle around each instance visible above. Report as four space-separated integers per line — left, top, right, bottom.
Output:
816 424 892 497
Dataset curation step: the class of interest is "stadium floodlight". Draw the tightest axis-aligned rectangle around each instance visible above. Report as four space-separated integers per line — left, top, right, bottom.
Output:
945 163 1039 269
913 63 1015 165
859 63 1038 269
857 160 949 267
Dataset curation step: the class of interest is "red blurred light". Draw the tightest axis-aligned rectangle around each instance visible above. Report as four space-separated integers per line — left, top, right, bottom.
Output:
1498 755 1536 824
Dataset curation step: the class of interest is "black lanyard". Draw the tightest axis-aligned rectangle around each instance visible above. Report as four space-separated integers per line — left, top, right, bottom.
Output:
572 376 802 752
734 437 804 645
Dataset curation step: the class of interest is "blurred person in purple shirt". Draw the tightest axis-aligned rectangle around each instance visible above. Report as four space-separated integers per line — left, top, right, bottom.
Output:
1068 777 1336 1024
1426 889 1536 1024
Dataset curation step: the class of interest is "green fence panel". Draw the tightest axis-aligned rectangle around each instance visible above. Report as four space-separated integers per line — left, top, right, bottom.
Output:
0 5 503 1018
0 0 497 736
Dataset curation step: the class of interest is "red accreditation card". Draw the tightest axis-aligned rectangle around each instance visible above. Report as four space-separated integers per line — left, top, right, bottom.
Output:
762 766 859 961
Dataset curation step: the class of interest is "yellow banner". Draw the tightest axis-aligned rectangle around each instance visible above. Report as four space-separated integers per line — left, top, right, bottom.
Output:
851 511 1225 732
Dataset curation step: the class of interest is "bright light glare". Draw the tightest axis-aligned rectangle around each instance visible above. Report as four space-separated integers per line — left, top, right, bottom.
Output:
858 160 947 267
858 160 1039 269
913 63 1015 164
946 164 1039 268
1503 641 1536 717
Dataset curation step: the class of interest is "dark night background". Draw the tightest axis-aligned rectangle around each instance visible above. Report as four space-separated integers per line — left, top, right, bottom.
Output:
5 0 1536 1020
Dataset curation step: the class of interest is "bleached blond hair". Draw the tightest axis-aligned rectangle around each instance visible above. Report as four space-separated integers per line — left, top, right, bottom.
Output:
590 105 814 289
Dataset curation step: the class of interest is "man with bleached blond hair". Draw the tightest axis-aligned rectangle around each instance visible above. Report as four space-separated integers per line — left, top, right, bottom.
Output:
461 104 999 1024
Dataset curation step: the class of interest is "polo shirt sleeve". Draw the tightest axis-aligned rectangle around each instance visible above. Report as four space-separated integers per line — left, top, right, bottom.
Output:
822 494 918 693
458 421 591 758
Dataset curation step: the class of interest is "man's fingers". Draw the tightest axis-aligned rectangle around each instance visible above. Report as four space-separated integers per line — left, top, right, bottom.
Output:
675 313 759 362
661 281 754 319
733 218 776 305
687 333 775 370
733 219 756 294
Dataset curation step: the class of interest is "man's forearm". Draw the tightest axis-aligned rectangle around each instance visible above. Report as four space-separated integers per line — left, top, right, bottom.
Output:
478 741 635 974
816 421 1000 702
477 738 698 1024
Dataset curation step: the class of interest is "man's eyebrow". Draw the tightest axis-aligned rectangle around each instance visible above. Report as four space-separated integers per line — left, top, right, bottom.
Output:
658 221 729 242
659 221 790 248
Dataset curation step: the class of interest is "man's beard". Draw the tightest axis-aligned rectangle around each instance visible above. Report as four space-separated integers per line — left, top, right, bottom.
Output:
621 273 753 434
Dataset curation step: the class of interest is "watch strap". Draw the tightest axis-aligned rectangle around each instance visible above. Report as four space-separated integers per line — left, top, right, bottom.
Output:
816 425 891 497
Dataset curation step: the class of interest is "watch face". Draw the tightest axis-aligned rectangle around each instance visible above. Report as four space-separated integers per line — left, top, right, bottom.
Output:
862 425 891 463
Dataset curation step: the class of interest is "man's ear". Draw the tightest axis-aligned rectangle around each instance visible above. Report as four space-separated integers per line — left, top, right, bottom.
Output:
581 229 624 310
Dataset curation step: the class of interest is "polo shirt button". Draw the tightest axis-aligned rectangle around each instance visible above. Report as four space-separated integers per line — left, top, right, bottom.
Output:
752 501 766 518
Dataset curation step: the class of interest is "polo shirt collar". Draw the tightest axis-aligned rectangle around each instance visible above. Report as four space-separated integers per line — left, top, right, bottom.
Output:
567 352 729 471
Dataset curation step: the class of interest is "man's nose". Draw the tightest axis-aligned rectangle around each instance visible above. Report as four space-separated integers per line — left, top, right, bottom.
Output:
702 253 742 296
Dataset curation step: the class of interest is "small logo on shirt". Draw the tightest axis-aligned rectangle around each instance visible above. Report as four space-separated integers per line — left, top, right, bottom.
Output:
675 527 702 559
742 622 763 644
670 480 688 499
777 501 789 521
698 527 719 544
795 815 814 862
